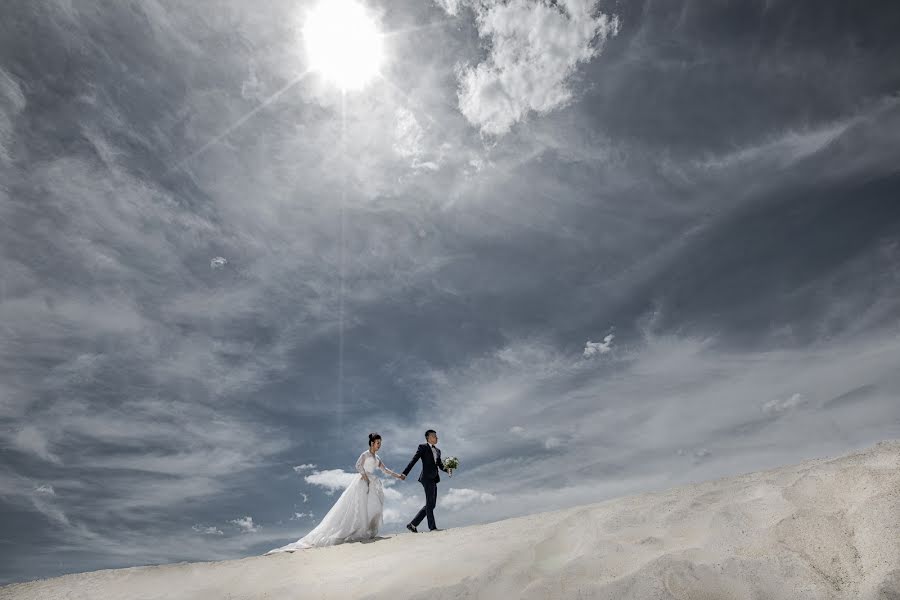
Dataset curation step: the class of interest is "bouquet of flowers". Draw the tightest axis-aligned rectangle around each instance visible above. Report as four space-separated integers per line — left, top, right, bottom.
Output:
443 456 459 476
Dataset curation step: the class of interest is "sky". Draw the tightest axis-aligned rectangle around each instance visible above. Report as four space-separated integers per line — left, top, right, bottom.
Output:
2 0 900 584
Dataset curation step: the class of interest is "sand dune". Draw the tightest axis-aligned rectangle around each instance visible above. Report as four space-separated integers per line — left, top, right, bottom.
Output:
4 440 899 599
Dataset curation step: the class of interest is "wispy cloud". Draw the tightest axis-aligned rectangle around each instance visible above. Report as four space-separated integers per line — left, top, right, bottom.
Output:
0 67 26 163
762 393 807 415
9 426 60 465
695 116 858 173
33 484 55 497
191 525 224 536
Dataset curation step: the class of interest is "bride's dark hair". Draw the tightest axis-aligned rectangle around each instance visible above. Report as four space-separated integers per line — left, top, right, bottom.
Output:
368 432 381 447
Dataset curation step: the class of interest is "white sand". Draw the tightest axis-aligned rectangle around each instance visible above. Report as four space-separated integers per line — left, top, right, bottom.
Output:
4 440 899 600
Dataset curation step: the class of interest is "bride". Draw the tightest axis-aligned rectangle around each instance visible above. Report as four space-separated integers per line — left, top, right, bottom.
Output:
267 432 403 553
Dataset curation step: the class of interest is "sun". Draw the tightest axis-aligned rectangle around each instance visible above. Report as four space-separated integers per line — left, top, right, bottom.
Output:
303 0 384 92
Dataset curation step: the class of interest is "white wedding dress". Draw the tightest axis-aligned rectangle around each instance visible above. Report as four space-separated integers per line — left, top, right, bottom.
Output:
266 451 390 553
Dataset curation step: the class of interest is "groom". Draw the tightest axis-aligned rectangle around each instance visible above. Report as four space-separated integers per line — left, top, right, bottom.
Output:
401 429 450 533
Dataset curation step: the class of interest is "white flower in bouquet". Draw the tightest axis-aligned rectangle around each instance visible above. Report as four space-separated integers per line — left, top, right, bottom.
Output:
443 456 459 475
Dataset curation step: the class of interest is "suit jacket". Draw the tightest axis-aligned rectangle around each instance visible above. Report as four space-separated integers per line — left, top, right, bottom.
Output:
403 443 447 483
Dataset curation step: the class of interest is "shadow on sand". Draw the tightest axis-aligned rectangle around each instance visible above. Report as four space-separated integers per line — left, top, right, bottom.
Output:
358 536 393 544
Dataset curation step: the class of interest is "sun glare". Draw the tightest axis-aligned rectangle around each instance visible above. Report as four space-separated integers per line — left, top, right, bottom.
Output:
303 0 384 92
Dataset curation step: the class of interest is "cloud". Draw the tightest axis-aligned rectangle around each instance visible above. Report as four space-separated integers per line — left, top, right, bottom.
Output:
509 426 525 435
229 516 260 534
762 393 807 415
440 487 497 511
691 107 881 176
33 484 56 497
457 0 620 135
382 507 405 524
393 107 427 162
383 487 405 502
0 472 86 540
382 486 425 524
293 464 317 473
210 256 227 270
583 334 614 358
391 106 450 178
9 426 60 465
289 512 313 521
0 67 26 163
192 525 224 536
304 469 359 495
299 492 309 503
0 391 290 574
240 67 265 101
433 0 462 16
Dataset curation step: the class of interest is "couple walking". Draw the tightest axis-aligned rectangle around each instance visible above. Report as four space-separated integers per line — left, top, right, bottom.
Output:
267 429 451 553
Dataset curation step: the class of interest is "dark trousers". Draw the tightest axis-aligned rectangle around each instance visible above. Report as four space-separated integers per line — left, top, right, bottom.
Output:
411 480 438 530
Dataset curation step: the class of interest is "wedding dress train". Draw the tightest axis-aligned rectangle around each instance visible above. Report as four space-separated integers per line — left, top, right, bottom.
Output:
266 451 388 553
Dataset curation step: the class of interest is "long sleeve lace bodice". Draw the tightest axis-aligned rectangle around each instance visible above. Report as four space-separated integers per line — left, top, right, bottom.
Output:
355 451 390 477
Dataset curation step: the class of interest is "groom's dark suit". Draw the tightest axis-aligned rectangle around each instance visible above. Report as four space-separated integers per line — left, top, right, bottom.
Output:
403 443 448 531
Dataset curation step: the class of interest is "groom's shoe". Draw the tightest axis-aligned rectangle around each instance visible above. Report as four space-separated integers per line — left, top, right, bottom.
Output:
429 528 443 532
406 523 418 533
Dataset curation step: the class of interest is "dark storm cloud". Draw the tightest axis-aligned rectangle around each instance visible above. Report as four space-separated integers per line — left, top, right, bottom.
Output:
1 0 900 585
